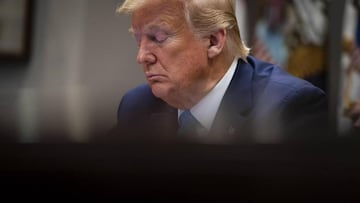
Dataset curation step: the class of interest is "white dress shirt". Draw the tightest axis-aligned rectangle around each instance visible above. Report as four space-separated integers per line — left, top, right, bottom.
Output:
178 58 238 133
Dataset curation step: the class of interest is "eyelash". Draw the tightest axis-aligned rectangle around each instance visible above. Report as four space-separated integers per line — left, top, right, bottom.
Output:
133 33 168 46
148 35 167 44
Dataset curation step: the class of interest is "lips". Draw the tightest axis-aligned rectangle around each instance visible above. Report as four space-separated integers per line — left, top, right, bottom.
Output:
145 72 166 81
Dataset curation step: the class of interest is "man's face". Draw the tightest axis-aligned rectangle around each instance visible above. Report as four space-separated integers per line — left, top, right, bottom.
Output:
131 0 212 109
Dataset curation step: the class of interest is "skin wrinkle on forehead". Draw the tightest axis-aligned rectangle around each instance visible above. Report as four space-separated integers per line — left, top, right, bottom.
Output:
130 20 186 48
133 16 186 34
130 0 187 31
131 20 183 37
130 5 192 49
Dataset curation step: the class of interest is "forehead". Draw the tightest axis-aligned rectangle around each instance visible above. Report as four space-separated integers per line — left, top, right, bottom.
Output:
131 0 186 31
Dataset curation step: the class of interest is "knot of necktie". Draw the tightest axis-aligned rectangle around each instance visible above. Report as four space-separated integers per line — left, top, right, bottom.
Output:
177 110 207 136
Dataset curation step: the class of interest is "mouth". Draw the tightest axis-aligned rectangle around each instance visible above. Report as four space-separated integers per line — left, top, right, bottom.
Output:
145 72 166 82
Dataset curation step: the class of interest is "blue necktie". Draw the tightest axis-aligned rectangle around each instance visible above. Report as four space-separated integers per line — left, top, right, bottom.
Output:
177 110 206 136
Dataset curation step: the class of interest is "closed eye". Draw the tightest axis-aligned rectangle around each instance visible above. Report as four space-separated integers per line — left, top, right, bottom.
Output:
148 31 169 44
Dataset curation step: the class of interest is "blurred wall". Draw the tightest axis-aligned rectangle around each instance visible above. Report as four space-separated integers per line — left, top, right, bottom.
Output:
0 0 144 142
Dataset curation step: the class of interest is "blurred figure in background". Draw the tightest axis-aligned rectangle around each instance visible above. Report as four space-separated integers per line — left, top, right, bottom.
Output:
341 0 360 134
350 100 360 128
252 0 329 92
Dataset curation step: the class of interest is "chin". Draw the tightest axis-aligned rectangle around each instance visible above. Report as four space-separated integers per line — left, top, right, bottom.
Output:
150 84 168 99
151 85 180 107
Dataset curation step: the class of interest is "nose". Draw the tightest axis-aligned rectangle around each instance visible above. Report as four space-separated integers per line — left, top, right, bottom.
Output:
136 40 156 65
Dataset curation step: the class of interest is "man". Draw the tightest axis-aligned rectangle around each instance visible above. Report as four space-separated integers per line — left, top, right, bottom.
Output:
112 0 328 144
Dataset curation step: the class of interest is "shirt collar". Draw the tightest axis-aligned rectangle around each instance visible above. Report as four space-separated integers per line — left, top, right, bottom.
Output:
178 58 238 131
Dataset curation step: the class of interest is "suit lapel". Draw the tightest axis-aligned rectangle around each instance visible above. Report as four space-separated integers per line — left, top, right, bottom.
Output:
211 59 255 141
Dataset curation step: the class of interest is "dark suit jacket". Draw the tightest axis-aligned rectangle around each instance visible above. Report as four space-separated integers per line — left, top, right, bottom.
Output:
112 56 328 144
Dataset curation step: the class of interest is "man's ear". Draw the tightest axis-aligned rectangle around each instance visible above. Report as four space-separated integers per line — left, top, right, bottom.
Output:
207 29 227 58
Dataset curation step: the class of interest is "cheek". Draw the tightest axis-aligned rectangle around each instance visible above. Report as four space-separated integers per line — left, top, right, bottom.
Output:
168 56 208 90
178 49 208 75
159 40 208 83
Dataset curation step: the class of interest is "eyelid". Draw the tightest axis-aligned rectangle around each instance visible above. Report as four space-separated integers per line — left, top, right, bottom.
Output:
150 33 168 43
131 27 170 46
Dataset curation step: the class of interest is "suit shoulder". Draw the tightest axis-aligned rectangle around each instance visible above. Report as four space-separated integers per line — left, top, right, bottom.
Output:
118 84 157 119
249 57 324 95
122 84 154 101
269 67 326 99
246 57 326 108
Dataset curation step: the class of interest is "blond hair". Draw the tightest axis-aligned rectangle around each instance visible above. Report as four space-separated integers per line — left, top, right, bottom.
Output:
117 0 250 60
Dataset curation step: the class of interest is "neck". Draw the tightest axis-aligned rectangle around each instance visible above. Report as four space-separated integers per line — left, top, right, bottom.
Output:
179 53 235 109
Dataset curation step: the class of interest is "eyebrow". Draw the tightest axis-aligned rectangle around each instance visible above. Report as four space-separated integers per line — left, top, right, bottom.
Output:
128 25 168 42
129 19 174 34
